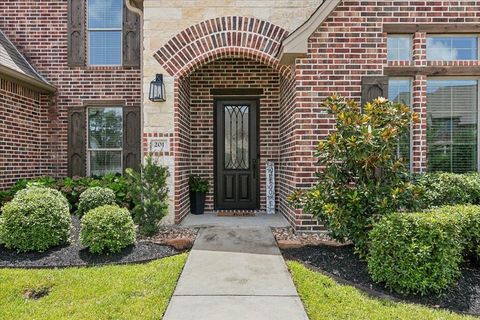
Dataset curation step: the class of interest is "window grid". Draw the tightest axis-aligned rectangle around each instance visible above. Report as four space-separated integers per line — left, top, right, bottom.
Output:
426 35 479 61
389 78 413 172
87 107 123 177
387 35 412 61
426 78 479 173
87 0 123 66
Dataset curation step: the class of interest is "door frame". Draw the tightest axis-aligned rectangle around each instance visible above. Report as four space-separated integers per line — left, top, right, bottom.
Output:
213 96 261 210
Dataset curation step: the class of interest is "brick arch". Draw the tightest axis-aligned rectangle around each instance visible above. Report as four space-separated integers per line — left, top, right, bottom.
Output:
154 16 291 77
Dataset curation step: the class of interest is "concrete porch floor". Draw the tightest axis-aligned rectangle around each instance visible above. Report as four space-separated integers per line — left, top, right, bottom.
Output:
180 212 290 228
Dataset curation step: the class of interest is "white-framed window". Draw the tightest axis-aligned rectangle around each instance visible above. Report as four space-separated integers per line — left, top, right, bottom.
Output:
389 78 413 172
87 0 123 66
427 35 478 61
387 35 412 61
87 107 123 176
426 78 479 173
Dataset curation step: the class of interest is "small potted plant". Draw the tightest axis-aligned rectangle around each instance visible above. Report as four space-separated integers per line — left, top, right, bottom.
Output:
189 175 209 215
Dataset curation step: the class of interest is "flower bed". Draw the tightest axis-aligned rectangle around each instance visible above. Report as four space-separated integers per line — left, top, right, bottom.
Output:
283 245 480 316
0 215 180 268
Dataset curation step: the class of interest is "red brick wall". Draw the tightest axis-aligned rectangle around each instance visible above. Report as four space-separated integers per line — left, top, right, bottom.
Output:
0 0 141 188
174 76 192 222
0 78 51 189
187 57 281 212
287 1 480 226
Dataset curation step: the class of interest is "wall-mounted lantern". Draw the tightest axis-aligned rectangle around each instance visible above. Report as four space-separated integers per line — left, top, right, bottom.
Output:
149 74 166 102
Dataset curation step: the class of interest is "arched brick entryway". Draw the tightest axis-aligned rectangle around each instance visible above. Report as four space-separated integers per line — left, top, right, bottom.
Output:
154 16 290 77
154 17 318 230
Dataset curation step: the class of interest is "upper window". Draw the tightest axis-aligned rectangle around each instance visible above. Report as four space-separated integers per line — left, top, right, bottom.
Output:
87 0 123 66
427 79 478 173
389 78 412 170
427 36 478 61
88 107 123 176
387 35 412 61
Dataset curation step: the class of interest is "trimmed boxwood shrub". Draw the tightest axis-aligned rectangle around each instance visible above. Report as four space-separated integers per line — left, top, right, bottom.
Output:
0 187 71 252
367 211 463 295
80 205 135 254
412 172 480 210
77 187 116 216
436 205 480 259
0 174 133 210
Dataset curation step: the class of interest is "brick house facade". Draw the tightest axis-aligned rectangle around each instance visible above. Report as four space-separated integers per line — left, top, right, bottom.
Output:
2 1 480 230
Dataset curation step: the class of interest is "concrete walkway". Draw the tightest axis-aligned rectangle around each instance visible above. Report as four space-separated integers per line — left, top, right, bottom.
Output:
163 226 308 320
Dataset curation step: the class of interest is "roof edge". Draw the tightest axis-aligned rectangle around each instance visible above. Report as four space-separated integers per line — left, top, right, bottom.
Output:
0 65 56 93
0 30 55 93
278 0 342 65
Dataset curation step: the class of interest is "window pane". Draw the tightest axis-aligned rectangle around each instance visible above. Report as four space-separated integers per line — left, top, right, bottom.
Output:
387 35 412 61
389 79 412 168
90 150 122 176
88 0 122 29
89 31 122 65
427 36 478 60
224 105 249 170
427 80 478 173
88 107 123 149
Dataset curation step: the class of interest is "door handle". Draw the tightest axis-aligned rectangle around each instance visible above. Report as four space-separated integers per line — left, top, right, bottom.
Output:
252 159 258 179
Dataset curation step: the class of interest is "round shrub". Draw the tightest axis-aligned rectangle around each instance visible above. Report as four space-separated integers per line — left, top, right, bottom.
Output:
367 211 464 295
413 173 480 210
80 205 135 254
77 187 116 216
0 187 71 252
436 205 480 259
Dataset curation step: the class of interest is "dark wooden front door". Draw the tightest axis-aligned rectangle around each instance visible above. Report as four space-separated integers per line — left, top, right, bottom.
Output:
215 99 259 210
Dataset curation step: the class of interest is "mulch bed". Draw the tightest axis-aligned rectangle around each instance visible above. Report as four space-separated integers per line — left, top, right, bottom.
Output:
0 216 180 268
283 245 480 316
272 227 347 246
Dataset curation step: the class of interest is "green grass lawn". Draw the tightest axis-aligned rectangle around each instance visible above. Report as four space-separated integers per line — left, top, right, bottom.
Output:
287 261 476 320
0 253 187 320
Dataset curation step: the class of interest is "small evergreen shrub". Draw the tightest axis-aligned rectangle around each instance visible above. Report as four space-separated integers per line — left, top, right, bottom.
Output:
367 211 463 295
436 205 480 259
412 172 480 210
80 205 135 254
188 175 209 193
0 187 71 252
289 95 419 255
0 174 133 210
126 155 169 236
77 187 116 216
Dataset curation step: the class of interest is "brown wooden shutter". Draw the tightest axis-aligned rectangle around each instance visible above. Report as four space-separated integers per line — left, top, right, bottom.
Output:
123 106 141 172
361 76 389 106
67 0 86 67
68 107 86 177
123 4 141 67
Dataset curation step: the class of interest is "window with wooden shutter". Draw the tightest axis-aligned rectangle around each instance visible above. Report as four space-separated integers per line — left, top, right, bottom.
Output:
361 76 389 107
123 106 141 172
68 0 86 67
68 107 86 176
87 0 123 66
69 0 140 67
87 107 123 176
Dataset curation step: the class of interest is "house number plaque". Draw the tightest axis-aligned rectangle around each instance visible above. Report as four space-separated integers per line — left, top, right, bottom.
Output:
266 161 275 214
149 138 169 153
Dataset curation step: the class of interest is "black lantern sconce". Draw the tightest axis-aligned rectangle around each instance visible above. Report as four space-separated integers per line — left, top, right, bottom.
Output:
149 74 166 102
